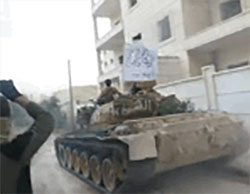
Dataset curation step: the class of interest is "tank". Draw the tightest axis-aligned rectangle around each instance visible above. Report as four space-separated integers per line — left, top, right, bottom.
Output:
54 92 246 193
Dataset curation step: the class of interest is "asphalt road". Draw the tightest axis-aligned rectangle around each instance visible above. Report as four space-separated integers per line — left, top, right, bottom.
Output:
31 133 250 194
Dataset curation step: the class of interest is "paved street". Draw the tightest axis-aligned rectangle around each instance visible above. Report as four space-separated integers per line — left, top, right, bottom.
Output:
31 133 96 194
31 133 250 194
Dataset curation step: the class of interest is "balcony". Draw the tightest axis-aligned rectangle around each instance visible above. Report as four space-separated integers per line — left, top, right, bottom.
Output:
96 22 125 50
184 11 250 52
92 0 121 17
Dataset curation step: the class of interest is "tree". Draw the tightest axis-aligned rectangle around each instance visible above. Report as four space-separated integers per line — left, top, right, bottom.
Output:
40 96 68 129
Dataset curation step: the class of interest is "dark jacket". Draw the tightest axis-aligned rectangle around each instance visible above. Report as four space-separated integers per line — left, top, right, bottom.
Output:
0 102 54 194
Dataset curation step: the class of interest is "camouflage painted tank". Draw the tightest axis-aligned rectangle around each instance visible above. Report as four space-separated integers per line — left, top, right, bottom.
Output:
54 92 246 193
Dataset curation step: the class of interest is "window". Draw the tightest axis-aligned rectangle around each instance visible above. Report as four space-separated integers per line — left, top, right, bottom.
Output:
220 0 242 20
158 16 172 42
119 55 123 65
132 33 142 41
129 0 137 8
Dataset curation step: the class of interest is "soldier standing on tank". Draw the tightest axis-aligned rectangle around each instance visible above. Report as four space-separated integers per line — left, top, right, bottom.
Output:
97 79 121 105
130 82 142 96
0 80 54 194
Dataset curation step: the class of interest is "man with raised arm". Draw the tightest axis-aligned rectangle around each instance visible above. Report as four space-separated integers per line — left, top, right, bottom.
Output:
0 80 54 194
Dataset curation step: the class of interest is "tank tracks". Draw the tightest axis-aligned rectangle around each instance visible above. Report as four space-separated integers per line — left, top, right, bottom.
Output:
54 134 157 193
55 134 130 193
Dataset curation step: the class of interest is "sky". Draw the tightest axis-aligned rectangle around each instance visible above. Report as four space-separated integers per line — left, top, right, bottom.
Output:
0 0 100 95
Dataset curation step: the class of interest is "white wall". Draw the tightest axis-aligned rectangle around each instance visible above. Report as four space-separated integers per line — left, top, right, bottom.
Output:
242 0 250 10
120 0 185 47
155 65 250 130
214 66 250 114
182 0 211 36
208 0 221 25
157 56 184 84
156 76 208 110
155 65 250 114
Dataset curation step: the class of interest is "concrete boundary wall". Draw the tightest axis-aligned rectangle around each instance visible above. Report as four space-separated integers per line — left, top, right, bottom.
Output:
155 75 207 110
214 66 250 114
155 65 250 130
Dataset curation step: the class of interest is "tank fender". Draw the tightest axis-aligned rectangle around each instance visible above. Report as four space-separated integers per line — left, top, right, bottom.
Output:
117 131 158 161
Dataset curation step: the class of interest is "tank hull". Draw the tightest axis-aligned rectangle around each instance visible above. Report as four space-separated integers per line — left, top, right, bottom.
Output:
54 112 246 193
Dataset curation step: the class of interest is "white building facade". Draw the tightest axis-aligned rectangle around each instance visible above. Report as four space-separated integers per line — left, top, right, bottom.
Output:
91 0 250 92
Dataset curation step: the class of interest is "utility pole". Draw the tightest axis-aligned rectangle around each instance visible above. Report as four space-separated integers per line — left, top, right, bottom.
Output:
68 60 75 130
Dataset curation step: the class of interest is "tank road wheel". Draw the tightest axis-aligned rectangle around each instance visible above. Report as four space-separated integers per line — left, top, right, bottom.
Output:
72 149 80 172
66 147 73 169
116 161 125 182
79 152 89 178
58 145 66 167
102 158 117 192
89 155 102 185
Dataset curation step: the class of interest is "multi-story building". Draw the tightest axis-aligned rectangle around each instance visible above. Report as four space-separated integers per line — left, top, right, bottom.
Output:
91 0 250 92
